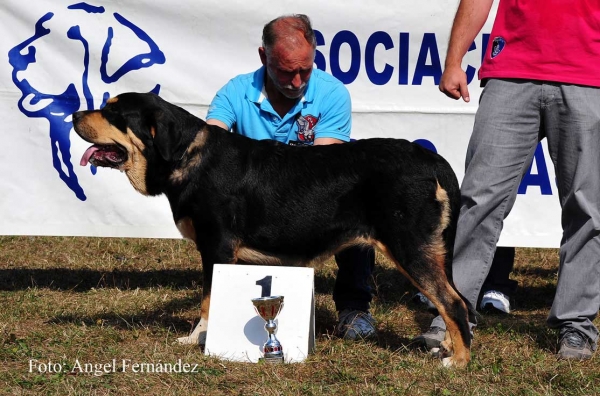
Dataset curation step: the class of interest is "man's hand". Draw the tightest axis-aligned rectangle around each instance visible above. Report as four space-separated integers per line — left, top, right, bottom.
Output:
439 0 494 103
439 64 470 102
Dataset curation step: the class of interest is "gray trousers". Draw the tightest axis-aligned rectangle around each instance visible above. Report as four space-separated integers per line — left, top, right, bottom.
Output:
431 79 600 347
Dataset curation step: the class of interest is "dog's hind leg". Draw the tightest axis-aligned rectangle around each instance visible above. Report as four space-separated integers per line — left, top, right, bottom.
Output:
374 239 471 368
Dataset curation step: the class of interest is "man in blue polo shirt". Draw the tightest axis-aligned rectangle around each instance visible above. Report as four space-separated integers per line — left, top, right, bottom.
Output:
206 14 376 340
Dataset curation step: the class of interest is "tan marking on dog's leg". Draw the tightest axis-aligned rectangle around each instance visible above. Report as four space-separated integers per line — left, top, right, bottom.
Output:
432 279 470 368
441 316 453 348
439 304 470 368
200 294 211 321
177 294 211 345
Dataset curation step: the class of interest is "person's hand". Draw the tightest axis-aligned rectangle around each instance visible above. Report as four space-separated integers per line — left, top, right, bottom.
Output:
439 65 470 102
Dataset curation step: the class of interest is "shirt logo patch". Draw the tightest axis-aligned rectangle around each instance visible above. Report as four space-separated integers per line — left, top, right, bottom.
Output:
491 37 506 59
295 114 320 144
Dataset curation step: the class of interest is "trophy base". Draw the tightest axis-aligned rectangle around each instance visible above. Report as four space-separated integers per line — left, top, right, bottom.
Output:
259 356 285 364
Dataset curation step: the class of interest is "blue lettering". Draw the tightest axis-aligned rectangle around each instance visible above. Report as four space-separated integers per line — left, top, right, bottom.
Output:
518 143 552 195
314 30 326 71
330 30 361 84
365 31 394 85
315 30 490 86
398 32 409 85
412 33 442 85
465 41 477 84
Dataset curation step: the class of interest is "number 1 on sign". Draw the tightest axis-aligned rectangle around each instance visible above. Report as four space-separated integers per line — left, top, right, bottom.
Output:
256 276 272 297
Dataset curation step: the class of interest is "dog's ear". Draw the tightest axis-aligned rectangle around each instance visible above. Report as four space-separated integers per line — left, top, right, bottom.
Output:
150 110 188 162
139 95 204 162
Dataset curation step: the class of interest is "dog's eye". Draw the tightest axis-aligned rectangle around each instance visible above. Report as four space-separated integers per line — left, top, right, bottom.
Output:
103 109 128 133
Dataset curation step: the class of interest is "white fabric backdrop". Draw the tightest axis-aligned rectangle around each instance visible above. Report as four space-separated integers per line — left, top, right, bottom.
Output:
0 0 562 247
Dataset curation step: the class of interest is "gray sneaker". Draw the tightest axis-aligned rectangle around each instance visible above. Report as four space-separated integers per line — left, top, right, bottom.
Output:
558 329 595 360
335 309 377 340
412 326 445 350
412 292 438 314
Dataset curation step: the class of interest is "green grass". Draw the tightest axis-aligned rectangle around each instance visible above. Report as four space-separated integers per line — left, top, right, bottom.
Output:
0 236 598 395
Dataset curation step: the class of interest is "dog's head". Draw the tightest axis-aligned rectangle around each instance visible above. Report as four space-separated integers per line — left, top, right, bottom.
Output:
72 92 204 195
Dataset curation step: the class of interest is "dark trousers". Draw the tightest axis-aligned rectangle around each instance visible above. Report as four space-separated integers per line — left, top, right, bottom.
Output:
482 246 518 298
333 246 375 312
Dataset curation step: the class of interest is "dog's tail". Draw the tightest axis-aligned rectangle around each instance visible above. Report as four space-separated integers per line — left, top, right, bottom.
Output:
433 158 460 276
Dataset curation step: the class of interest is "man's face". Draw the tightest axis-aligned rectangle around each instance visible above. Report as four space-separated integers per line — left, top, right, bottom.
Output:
263 37 314 100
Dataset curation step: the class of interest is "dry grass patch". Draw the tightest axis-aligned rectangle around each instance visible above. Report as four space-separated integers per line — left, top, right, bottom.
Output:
0 236 598 395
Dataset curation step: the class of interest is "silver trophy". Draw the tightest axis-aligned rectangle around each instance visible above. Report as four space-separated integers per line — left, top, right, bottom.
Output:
251 295 285 363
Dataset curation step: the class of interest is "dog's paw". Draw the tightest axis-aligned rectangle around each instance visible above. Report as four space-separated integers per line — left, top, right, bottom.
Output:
177 335 202 345
176 318 208 345
432 346 466 368
441 355 469 368
441 356 454 367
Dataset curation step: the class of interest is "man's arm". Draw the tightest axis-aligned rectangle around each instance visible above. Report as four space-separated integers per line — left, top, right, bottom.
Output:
312 77 352 145
205 79 238 132
206 118 229 130
314 137 344 145
440 0 494 102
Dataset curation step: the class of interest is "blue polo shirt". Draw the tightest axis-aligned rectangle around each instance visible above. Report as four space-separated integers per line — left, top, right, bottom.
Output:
206 66 351 145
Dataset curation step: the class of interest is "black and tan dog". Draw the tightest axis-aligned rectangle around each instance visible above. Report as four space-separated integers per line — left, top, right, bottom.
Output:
72 92 472 367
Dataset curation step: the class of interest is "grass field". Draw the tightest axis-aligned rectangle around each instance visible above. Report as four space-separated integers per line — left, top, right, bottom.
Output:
0 236 598 395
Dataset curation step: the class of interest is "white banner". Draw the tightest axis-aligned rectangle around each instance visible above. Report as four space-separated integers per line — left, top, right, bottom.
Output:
0 0 562 247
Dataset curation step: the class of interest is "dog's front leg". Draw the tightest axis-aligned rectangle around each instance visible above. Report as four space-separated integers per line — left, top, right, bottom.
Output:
176 257 215 346
177 300 211 346
177 240 236 346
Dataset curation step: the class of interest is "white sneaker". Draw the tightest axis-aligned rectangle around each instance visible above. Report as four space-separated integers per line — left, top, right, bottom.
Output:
480 290 510 314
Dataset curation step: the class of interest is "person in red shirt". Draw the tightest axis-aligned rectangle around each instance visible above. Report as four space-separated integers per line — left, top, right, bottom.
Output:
414 0 600 360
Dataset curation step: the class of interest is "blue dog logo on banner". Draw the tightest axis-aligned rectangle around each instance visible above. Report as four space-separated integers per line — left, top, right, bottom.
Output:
8 2 165 201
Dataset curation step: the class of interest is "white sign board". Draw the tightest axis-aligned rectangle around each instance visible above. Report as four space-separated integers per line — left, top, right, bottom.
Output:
205 264 315 363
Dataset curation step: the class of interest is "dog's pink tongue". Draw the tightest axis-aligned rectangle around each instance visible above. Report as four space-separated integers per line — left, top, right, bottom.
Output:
81 146 99 166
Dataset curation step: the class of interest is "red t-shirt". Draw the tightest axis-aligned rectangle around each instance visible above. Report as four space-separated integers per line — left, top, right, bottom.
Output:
479 0 600 87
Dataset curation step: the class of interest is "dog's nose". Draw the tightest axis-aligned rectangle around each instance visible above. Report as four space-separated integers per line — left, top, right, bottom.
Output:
72 111 84 124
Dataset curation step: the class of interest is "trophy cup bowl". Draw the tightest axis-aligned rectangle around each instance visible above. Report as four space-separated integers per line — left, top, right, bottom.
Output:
251 295 285 363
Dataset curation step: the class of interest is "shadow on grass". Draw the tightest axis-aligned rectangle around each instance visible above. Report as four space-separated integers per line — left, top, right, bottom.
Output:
0 268 203 291
0 267 351 294
46 294 201 334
